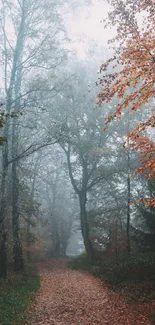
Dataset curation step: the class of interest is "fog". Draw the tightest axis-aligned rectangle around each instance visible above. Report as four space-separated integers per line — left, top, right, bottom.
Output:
0 0 154 276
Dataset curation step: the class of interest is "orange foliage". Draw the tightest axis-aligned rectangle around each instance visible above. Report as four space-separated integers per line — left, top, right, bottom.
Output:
97 0 155 206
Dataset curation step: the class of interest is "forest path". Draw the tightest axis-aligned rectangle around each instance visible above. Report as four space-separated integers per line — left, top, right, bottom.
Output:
29 259 151 325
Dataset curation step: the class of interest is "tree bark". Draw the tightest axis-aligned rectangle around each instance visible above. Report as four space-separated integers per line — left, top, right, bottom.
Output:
0 0 26 275
126 111 131 257
127 171 131 256
26 221 31 261
11 17 25 271
63 146 94 262
26 154 41 260
0 136 9 279
51 214 61 257
0 221 7 279
79 191 94 262
60 241 67 257
12 158 24 273
12 117 24 273
126 145 131 256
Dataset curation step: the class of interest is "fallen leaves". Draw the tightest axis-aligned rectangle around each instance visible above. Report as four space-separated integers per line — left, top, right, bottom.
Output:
27 260 152 325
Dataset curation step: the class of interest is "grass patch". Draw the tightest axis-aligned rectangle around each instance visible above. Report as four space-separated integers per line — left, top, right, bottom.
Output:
0 266 40 325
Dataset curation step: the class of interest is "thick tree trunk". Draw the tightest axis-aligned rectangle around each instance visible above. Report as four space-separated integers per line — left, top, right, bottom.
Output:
0 154 8 279
0 0 26 277
12 160 24 272
12 223 24 273
12 118 24 273
0 221 7 279
64 146 94 261
26 156 41 261
79 191 94 262
11 47 24 272
46 178 61 258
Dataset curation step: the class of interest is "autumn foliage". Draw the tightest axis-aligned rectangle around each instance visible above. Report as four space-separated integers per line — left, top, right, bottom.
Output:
97 0 155 207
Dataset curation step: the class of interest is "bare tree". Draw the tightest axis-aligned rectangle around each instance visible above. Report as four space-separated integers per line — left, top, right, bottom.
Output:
0 0 68 277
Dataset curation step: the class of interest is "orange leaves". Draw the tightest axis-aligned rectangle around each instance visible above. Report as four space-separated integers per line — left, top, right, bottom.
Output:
128 132 155 208
145 198 155 208
97 34 155 116
129 134 155 180
136 197 155 208
97 0 155 207
97 0 155 112
135 167 145 174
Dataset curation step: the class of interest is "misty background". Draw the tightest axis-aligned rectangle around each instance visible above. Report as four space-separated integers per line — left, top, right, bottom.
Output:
0 0 154 278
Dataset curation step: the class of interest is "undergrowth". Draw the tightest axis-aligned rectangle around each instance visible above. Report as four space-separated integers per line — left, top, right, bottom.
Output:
69 253 155 303
0 265 40 325
69 254 93 272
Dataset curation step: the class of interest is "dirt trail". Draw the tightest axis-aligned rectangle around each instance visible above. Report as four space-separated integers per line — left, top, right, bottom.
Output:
29 260 152 325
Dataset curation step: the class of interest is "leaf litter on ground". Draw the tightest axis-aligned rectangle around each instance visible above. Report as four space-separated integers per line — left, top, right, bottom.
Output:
27 259 154 325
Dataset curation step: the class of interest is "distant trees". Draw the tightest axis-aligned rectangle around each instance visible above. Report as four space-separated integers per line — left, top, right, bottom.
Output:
40 148 76 258
44 63 134 260
36 55 152 261
56 80 111 260
132 179 155 252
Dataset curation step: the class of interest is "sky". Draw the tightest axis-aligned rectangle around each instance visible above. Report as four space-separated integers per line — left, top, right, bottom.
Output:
64 0 116 58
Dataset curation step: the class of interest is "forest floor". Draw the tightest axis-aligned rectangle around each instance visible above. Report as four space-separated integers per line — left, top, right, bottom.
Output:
28 259 155 325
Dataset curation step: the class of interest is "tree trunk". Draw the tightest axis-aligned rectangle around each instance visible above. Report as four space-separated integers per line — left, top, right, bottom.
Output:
126 112 131 257
127 147 131 256
114 218 118 264
26 221 31 261
12 223 24 273
60 234 68 257
79 191 94 262
11 36 25 272
0 149 8 279
12 117 24 273
64 146 94 261
51 215 61 257
26 155 41 261
0 0 26 277
0 221 7 279
61 245 67 257
12 159 24 272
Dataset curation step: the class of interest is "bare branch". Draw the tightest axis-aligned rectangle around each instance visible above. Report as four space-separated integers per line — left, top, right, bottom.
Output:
7 139 58 165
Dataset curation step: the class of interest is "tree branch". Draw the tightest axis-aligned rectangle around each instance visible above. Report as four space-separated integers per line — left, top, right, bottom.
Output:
7 139 58 165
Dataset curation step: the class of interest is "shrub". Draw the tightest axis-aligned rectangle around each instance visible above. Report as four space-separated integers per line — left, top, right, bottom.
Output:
69 252 155 285
97 253 155 285
0 266 40 325
69 254 93 272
